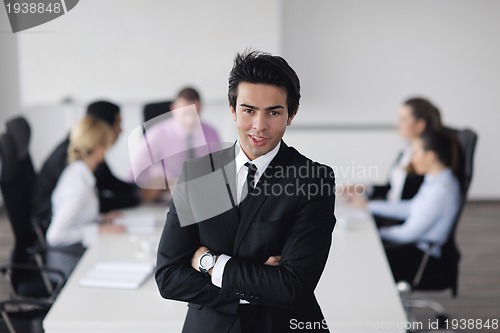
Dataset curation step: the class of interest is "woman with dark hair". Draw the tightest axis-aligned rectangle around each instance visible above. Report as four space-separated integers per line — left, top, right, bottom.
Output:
370 97 442 202
370 130 461 282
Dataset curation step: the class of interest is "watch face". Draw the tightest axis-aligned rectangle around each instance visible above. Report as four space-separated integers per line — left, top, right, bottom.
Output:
200 254 214 269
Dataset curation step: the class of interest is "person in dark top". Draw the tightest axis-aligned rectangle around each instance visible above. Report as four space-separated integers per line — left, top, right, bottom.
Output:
32 101 141 230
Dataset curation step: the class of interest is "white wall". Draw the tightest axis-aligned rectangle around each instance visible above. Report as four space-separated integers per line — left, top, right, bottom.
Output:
17 0 282 106
9 0 278 177
0 7 21 208
4 0 499 199
0 8 20 125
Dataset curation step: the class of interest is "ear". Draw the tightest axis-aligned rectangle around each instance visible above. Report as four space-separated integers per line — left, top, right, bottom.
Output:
286 112 296 126
231 106 237 122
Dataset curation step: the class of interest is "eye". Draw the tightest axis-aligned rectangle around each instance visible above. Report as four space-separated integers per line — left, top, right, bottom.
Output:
242 109 254 114
269 111 280 116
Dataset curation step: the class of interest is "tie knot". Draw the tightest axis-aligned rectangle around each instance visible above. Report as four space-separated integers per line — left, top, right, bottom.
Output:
245 162 257 175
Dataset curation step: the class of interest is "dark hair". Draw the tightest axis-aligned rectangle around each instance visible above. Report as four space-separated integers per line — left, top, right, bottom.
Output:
86 101 120 126
404 97 442 133
177 87 201 102
228 50 301 118
420 130 458 171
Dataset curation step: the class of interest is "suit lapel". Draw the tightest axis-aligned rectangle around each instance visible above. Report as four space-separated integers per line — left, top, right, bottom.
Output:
208 145 242 248
212 144 238 206
233 142 292 255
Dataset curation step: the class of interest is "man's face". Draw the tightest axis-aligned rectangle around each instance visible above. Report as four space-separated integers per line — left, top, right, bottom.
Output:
171 97 202 131
231 82 295 160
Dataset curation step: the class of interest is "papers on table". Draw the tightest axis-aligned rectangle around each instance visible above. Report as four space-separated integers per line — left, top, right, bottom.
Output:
114 215 158 235
79 261 155 290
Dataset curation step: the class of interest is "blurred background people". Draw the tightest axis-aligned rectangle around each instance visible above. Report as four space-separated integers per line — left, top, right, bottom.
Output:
33 101 142 233
369 97 443 203
44 116 126 278
129 87 220 201
342 97 445 226
46 115 126 248
370 130 460 283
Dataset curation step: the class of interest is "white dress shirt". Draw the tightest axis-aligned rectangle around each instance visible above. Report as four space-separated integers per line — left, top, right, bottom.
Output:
211 141 281 302
386 144 413 203
46 160 100 247
371 168 461 258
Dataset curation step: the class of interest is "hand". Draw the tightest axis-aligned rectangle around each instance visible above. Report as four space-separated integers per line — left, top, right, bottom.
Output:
99 224 126 234
191 246 209 273
340 184 366 202
264 255 281 266
139 188 163 202
349 194 368 208
102 211 122 223
341 184 358 197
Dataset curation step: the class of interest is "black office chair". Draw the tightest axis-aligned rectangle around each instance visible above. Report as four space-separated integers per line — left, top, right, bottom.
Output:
398 127 478 330
0 117 66 333
143 100 172 123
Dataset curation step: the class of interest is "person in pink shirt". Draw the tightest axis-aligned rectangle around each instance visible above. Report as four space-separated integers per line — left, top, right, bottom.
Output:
129 87 220 201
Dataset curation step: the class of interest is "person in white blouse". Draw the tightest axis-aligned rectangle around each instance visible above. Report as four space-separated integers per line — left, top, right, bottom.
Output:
369 130 461 283
371 97 443 203
344 98 443 222
46 116 125 249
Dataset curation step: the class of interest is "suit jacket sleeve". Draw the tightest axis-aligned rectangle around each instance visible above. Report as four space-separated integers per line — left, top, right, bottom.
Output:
221 171 336 308
155 162 239 315
95 162 141 212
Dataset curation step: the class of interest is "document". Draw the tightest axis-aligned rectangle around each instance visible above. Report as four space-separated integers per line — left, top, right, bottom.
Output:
79 261 155 290
114 215 158 235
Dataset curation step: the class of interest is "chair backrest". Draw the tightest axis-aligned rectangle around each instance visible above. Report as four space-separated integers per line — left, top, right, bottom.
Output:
6 116 31 160
430 127 478 296
0 116 37 264
455 129 478 198
143 100 173 123
0 132 17 183
443 127 478 238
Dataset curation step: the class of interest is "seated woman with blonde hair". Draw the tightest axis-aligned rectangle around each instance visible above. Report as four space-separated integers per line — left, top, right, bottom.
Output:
46 115 125 249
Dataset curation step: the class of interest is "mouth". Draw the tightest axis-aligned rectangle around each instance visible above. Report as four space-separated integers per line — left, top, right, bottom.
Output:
248 134 270 146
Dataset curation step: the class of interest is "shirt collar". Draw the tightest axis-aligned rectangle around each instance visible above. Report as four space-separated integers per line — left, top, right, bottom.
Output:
73 160 96 186
424 167 453 184
235 140 281 176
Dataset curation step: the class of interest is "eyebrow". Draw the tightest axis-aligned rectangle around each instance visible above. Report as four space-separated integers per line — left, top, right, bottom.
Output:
239 104 285 111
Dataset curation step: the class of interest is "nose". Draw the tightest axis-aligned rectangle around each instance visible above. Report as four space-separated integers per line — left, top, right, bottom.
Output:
252 112 268 132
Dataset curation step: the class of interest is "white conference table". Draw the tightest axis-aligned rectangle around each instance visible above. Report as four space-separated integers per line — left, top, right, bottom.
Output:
317 204 407 332
43 203 406 333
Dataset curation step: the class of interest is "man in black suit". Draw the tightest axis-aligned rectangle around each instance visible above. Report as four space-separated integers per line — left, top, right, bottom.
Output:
155 51 336 333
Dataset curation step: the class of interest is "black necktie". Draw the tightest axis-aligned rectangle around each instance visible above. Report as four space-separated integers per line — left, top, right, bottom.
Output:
239 162 258 215
244 162 258 194
186 134 195 160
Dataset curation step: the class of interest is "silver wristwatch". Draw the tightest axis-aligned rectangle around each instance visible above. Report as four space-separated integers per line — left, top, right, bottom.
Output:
198 251 216 275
